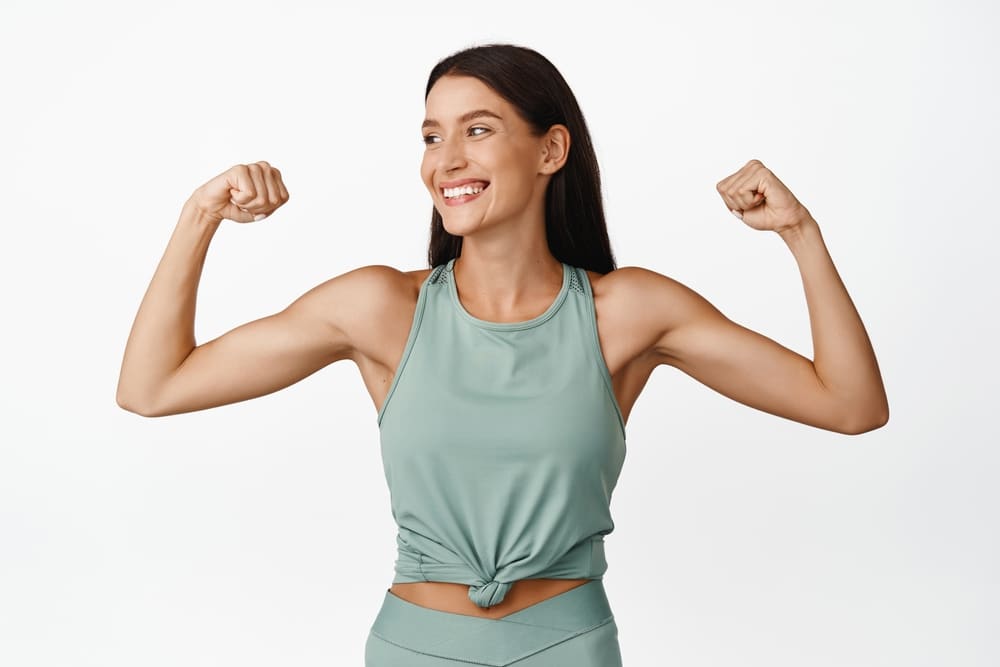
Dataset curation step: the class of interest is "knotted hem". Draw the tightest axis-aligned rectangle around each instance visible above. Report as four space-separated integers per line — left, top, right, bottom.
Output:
468 579 513 608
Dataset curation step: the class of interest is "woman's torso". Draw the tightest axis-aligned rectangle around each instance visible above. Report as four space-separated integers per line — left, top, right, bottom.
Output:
354 264 657 619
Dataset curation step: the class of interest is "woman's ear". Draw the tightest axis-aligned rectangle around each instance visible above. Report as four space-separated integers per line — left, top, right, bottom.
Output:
539 124 571 175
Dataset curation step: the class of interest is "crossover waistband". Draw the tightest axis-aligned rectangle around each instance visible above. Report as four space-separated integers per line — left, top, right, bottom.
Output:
369 579 615 666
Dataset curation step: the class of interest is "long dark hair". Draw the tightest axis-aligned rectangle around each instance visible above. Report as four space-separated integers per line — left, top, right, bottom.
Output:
424 44 617 274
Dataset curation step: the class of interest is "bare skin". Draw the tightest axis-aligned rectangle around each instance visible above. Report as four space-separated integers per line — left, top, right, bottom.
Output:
117 76 888 621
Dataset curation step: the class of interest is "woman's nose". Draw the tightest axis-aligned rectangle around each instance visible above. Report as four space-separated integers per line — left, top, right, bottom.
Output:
438 139 467 172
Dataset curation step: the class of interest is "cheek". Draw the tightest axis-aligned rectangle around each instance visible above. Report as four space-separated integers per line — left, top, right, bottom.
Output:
419 157 435 191
494 145 538 183
497 160 537 195
420 153 430 178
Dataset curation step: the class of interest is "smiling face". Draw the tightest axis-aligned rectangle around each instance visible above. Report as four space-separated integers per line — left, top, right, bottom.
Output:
421 75 560 237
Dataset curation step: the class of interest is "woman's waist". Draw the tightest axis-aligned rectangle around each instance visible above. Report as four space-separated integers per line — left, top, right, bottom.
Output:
388 578 593 619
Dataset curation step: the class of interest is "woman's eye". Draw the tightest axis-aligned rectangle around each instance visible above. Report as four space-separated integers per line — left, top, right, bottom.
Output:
422 128 488 145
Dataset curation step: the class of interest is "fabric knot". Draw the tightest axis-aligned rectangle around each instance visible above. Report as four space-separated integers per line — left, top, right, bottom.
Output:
467 579 512 608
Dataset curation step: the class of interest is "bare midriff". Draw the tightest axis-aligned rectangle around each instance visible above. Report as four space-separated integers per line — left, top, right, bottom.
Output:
388 578 592 620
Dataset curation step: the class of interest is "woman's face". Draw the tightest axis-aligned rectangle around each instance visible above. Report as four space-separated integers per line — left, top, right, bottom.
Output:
421 75 550 236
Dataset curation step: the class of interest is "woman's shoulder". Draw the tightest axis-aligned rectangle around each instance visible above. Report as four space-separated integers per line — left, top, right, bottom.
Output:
583 264 680 300
300 264 431 364
296 265 430 329
325 264 432 304
584 264 709 330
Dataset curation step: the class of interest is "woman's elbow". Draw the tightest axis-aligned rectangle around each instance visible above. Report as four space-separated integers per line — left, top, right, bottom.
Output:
840 401 890 435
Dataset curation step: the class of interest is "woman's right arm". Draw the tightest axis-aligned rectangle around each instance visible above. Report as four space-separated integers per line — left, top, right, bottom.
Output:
115 162 386 417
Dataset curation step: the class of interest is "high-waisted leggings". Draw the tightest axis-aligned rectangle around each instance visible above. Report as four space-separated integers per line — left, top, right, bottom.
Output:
364 579 622 666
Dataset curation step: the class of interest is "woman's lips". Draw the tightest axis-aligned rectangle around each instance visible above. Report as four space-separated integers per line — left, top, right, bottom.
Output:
442 183 489 207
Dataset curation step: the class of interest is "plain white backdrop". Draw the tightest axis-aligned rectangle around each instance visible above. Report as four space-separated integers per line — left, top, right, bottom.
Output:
1 0 997 665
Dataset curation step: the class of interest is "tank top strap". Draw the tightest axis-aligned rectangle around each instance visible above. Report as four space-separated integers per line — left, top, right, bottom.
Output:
564 263 627 439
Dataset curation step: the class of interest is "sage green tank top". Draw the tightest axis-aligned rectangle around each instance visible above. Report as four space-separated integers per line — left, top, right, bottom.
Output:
377 257 627 609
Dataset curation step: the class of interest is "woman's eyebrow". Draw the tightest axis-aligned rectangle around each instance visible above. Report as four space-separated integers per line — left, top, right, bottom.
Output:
422 109 503 129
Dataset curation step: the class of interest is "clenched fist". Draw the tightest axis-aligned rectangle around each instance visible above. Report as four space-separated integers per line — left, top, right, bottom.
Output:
188 161 290 224
716 159 812 234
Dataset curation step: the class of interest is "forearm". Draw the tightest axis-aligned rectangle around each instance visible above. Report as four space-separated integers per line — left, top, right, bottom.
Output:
116 200 222 412
778 216 889 431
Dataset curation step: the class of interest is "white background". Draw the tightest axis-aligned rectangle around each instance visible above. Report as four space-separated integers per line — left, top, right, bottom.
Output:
2 1 997 665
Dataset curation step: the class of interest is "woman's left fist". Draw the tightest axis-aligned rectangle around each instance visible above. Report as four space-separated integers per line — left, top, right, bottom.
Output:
716 159 813 233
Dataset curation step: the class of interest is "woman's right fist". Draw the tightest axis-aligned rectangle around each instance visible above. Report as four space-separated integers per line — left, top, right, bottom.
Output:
188 161 290 224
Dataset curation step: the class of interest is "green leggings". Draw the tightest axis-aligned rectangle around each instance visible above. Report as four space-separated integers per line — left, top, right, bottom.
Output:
365 579 623 666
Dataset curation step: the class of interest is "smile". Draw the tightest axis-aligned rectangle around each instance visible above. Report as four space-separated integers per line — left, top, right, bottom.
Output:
441 181 490 206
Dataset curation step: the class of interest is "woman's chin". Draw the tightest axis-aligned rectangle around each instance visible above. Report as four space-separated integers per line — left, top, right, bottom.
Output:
441 217 484 237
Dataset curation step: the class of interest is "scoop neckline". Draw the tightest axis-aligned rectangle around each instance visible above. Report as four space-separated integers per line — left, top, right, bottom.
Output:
445 257 571 331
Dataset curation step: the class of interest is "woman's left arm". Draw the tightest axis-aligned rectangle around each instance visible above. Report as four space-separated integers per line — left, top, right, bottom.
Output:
639 159 888 435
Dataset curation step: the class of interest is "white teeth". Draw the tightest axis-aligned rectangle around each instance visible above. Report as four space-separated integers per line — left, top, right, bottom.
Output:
443 184 486 199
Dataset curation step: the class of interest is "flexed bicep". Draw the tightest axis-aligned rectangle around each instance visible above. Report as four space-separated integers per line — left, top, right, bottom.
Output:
656 301 845 431
627 268 856 434
135 265 398 418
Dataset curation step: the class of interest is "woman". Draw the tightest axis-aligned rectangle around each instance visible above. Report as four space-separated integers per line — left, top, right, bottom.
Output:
117 44 888 666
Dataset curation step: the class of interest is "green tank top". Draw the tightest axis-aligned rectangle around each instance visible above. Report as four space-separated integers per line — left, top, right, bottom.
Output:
377 257 627 608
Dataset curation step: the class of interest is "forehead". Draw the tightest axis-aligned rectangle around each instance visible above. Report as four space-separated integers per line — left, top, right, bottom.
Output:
424 75 510 120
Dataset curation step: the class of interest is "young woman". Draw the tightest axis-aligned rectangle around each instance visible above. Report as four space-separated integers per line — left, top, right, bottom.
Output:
117 44 888 666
